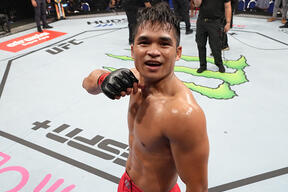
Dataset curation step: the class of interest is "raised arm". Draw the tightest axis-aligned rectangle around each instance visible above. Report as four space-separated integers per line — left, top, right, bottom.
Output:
165 105 209 192
82 69 110 95
82 68 140 99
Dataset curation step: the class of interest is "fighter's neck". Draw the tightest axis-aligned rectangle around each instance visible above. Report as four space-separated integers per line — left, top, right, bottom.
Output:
140 73 178 97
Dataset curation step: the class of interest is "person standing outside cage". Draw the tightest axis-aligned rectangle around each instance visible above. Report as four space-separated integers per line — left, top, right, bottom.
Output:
221 0 237 51
194 0 231 73
31 0 53 32
54 0 66 20
267 0 288 24
279 18 288 28
122 0 151 44
172 0 193 34
83 2 209 192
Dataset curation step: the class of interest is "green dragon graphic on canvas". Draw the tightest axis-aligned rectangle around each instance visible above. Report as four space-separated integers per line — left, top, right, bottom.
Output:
103 54 249 100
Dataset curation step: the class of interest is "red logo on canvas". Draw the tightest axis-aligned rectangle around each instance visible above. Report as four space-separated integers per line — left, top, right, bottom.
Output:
0 30 67 53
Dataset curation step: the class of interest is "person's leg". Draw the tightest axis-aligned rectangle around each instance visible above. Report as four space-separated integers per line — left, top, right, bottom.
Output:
125 7 138 44
39 0 48 27
55 3 61 20
196 19 208 73
41 0 53 29
220 18 229 50
41 0 53 28
221 4 233 51
172 0 181 20
279 19 288 28
39 0 52 28
222 32 229 50
281 0 288 23
181 0 192 34
34 0 42 32
268 0 281 21
207 20 225 73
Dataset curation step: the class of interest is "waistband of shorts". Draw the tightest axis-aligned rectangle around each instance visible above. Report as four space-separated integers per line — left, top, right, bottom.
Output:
123 171 143 192
123 171 181 192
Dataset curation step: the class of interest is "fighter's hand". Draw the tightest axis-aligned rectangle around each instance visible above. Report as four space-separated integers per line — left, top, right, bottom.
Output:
99 68 139 100
224 23 231 33
47 0 51 4
31 0 37 7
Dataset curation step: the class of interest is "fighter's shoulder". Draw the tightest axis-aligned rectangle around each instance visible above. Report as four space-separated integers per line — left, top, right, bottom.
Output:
163 98 206 140
165 93 205 124
168 96 203 118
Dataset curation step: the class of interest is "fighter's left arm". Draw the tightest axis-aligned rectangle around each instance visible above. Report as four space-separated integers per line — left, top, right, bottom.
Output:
224 1 232 32
165 105 209 192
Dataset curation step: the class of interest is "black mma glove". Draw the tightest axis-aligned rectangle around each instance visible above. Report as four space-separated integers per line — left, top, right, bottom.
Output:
97 68 138 100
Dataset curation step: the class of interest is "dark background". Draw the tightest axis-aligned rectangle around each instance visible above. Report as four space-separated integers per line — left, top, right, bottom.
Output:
0 0 275 23
0 0 34 20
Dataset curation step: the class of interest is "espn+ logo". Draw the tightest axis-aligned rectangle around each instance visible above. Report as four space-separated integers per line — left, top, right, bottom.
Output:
31 120 129 167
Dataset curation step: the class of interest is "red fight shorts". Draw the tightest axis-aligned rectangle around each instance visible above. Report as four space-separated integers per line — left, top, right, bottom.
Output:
117 171 181 192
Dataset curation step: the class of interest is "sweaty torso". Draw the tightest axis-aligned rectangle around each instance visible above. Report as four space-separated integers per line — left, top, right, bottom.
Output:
126 88 185 192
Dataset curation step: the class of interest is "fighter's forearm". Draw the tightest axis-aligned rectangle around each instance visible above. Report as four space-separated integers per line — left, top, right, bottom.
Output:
193 0 202 7
82 69 109 95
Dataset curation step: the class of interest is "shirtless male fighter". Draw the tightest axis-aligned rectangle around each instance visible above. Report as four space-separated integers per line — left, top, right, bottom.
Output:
82 2 209 192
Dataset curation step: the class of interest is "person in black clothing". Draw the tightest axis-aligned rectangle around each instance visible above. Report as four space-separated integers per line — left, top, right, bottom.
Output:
222 0 237 51
172 0 193 34
150 0 166 6
31 0 53 32
0 13 10 33
280 19 288 28
122 0 151 44
194 0 231 73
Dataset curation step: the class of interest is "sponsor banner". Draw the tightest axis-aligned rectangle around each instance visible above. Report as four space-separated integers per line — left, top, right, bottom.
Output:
0 30 67 53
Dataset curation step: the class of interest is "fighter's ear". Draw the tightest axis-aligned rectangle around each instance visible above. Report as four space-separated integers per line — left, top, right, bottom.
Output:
175 46 182 61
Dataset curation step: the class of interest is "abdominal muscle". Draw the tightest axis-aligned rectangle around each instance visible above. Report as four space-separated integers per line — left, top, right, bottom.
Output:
125 138 178 192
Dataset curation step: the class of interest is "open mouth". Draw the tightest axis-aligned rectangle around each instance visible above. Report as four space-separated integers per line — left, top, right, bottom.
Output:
145 61 162 67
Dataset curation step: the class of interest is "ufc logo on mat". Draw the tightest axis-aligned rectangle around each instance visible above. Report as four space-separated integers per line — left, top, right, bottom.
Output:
45 39 83 55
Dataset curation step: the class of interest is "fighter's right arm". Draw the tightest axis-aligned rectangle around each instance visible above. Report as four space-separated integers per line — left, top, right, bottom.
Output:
82 68 140 99
31 0 37 7
194 0 202 7
82 69 109 95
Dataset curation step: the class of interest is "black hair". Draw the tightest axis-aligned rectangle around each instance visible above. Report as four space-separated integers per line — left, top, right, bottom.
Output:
133 2 181 46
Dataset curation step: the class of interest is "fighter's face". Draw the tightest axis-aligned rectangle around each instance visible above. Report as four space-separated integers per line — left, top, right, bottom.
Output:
131 23 182 83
